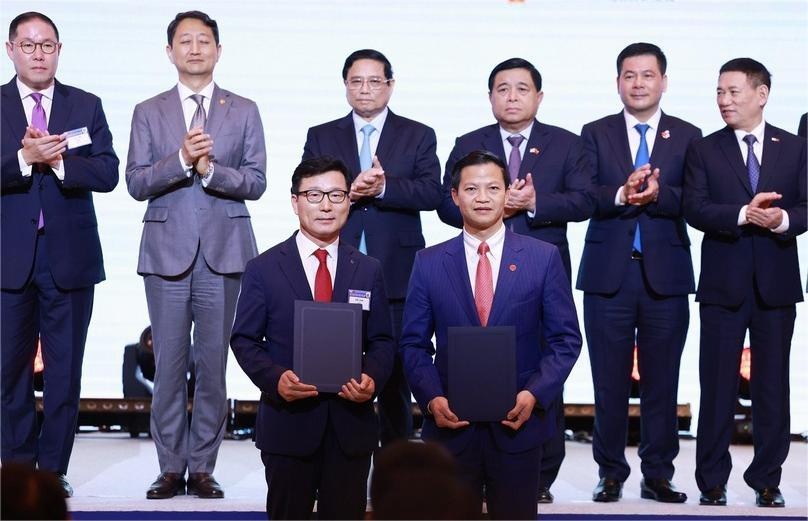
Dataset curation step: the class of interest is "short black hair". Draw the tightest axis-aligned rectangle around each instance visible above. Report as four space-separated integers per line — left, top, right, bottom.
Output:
342 49 393 80
291 157 352 194
488 58 542 92
451 150 509 190
720 57 772 90
617 42 667 75
8 12 59 41
167 11 219 46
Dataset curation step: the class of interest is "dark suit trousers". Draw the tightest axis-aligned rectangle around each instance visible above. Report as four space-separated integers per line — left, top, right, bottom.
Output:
585 259 688 482
261 421 372 520
453 424 541 520
377 299 413 445
1 232 93 474
696 283 794 492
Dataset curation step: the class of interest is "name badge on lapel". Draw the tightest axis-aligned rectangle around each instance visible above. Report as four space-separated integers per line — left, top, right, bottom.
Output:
64 127 92 149
348 289 371 311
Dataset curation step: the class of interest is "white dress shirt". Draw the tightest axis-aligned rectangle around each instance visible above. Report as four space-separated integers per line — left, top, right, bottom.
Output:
16 78 64 180
296 231 339 297
176 80 215 185
615 108 662 205
352 107 388 198
735 119 789 233
462 224 506 297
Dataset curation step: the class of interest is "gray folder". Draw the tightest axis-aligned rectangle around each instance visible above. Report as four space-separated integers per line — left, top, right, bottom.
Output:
294 300 362 393
447 326 517 422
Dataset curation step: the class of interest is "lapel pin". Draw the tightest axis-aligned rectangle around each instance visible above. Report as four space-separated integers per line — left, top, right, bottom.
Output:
661 130 670 139
219 98 226 105
529 147 540 155
509 264 517 272
771 136 780 142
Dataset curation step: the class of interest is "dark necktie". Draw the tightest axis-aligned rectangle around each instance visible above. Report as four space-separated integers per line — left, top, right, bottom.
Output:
743 134 760 193
31 92 47 230
475 242 493 326
313 249 332 302
507 135 525 183
632 123 650 253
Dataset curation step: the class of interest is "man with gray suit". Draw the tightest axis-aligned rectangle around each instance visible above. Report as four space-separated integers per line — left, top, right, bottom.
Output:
126 11 267 499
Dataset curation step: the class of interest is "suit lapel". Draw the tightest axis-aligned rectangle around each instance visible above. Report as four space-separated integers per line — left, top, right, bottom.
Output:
648 112 673 170
757 123 782 193
718 127 753 196
487 232 522 326
279 234 314 300
158 86 188 148
336 113 361 176
374 109 398 163
205 84 230 140
605 112 634 176
482 124 506 163
443 235 479 325
332 244 359 303
47 80 72 134
1 79 27 143
520 119 548 179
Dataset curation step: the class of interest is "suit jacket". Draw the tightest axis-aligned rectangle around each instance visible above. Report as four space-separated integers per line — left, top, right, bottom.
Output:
576 111 702 296
436 120 594 277
799 113 807 138
1 78 119 290
302 110 442 299
230 234 395 457
684 124 806 307
400 230 581 455
125 84 267 276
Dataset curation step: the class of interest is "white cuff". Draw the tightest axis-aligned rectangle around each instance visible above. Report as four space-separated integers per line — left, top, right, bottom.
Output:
615 186 626 206
770 210 790 234
179 150 193 177
17 148 33 177
738 205 749 226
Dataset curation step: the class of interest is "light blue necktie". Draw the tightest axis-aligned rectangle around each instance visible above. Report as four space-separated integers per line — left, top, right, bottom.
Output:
743 134 760 193
357 124 375 254
633 123 650 253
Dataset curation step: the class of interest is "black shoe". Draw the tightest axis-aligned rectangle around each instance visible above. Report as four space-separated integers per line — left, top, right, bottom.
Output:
593 478 622 502
55 473 73 498
640 478 687 503
537 486 554 504
187 473 224 499
755 487 785 508
146 472 186 499
699 485 727 506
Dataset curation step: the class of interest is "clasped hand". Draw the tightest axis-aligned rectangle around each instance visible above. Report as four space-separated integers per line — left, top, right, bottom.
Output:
21 126 64 168
746 192 783 229
181 127 213 176
622 164 660 206
277 369 375 403
350 156 385 200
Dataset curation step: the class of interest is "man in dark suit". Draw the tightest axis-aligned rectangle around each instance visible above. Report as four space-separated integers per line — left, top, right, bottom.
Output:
126 11 267 499
576 43 701 503
1 12 119 497
401 151 581 519
303 49 441 445
436 57 593 502
231 157 395 519
684 58 806 508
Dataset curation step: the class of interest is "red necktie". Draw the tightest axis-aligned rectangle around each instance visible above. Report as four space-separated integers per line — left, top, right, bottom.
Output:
475 242 493 326
313 249 332 302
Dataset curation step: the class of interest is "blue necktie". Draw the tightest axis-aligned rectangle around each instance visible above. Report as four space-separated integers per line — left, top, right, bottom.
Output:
358 124 375 254
743 134 759 193
632 123 650 253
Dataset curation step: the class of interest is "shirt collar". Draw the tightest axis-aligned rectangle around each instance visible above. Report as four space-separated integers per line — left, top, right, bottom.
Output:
463 223 506 257
623 107 662 133
17 77 55 102
733 119 766 145
295 230 340 260
499 120 535 143
352 107 389 135
177 80 215 102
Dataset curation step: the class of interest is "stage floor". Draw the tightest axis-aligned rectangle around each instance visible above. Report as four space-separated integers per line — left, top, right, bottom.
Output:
66 433 807 519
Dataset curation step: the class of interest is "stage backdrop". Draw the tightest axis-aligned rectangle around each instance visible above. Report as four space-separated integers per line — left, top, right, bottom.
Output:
2 0 807 432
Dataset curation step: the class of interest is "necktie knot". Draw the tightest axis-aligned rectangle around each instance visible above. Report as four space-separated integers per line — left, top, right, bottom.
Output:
477 241 490 256
507 135 524 147
361 124 375 138
30 92 43 105
190 94 204 107
314 249 328 264
635 123 650 137
743 134 757 147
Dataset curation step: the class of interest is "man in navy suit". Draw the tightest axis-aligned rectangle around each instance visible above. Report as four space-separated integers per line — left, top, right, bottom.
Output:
437 57 593 502
401 151 581 519
1 12 119 497
684 58 806 508
576 43 701 503
230 157 395 519
303 49 441 445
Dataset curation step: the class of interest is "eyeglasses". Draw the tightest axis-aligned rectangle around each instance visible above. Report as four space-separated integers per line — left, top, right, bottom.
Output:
11 40 58 55
346 77 391 91
296 189 349 204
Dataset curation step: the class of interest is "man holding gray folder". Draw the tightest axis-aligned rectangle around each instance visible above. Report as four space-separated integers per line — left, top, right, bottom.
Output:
230 157 395 520
400 151 582 520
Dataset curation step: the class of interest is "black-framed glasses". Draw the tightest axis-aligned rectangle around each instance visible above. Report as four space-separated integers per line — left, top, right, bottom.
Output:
345 77 391 91
11 40 58 54
296 189 349 204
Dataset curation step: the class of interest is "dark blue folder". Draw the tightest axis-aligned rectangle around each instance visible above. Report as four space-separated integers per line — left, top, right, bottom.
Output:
293 300 362 393
447 326 517 422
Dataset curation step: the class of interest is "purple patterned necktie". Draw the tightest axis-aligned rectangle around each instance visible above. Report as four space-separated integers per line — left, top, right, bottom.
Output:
31 92 47 229
507 135 524 183
743 134 760 193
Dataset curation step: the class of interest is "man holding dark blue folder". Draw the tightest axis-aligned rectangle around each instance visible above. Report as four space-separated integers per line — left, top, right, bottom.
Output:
230 157 395 520
400 151 582 519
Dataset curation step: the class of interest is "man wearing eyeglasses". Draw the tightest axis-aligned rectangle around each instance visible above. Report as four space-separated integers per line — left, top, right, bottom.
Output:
126 11 266 499
303 49 441 446
1 12 119 497
231 157 395 519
